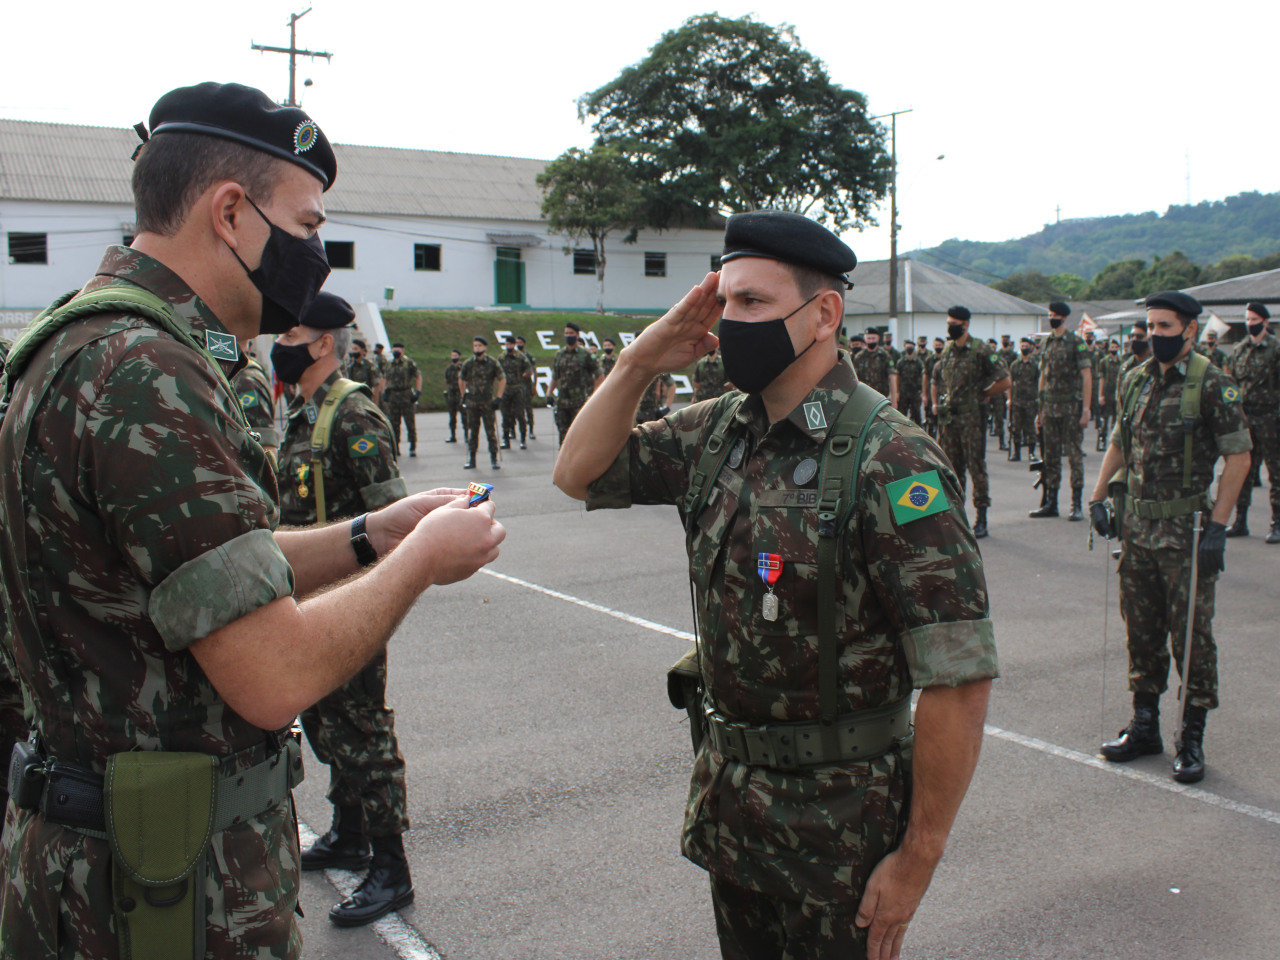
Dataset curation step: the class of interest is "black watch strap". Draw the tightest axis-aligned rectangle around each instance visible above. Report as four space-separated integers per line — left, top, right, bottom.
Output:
350 514 378 567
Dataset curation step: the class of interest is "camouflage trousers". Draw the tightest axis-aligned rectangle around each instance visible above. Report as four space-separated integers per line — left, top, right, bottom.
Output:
709 875 870 960
1118 537 1219 710
938 412 990 508
1010 400 1037 450
1040 410 1085 492
554 402 583 446
446 389 466 441
384 393 417 452
896 392 922 426
1237 408 1280 516
501 387 527 443
989 395 1006 435
300 650 409 837
0 660 26 813
466 402 500 459
523 389 537 435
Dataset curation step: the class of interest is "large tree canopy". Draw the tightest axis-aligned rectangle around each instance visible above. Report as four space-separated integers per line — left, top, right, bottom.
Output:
578 14 890 233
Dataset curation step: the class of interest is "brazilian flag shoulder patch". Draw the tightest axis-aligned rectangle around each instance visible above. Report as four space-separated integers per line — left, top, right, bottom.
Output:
348 434 379 458
239 392 258 408
1222 385 1241 403
886 470 950 525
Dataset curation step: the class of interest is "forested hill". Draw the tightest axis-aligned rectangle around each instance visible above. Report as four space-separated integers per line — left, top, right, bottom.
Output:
912 191 1280 282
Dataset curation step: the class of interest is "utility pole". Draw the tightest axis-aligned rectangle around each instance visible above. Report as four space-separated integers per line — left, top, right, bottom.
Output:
251 8 332 107
872 109 912 324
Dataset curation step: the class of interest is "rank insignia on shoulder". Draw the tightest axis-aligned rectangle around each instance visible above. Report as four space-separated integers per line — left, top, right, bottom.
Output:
1222 385 1240 403
205 329 239 361
468 482 493 507
348 434 378 457
803 402 828 431
886 470 950 525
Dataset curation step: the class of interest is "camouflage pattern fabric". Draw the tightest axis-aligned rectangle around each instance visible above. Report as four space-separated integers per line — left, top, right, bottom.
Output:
1009 355 1040 450
233 356 281 448
1038 330 1091 492
0 247 301 959
933 339 1006 509
461 353 505 459
1227 333 1280 514
1195 342 1228 368
499 349 530 444
383 353 420 452
1041 412 1085 492
551 346 599 408
0 334 27 815
599 352 618 378
852 347 895 395
636 373 674 423
693 355 728 402
1114 355 1251 712
343 355 380 392
710 872 872 959
895 353 923 424
1115 352 1146 408
276 371 409 838
1096 353 1120 416
923 349 942 436
586 356 997 907
517 347 539 435
444 358 466 441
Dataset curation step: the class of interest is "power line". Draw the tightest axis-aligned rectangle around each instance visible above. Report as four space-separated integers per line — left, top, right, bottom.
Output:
250 8 332 108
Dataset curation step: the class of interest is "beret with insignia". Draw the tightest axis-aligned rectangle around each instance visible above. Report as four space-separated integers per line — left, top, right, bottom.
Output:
1246 301 1271 320
1144 290 1202 318
1048 301 1071 317
300 291 356 330
721 210 857 287
849 333 866 344
947 305 971 322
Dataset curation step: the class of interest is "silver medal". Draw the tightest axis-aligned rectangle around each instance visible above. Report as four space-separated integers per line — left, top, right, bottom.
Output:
762 590 779 621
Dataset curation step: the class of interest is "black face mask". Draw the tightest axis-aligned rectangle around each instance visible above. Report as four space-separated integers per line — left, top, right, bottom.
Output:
393 350 404 359
1021 347 1033 356
270 337 320 385
866 341 878 351
1049 316 1064 329
475 349 486 358
1150 330 1188 364
604 347 614 354
565 335 578 346
717 295 818 394
1131 340 1149 356
1249 322 1266 337
905 347 915 355
228 197 330 335
947 323 965 340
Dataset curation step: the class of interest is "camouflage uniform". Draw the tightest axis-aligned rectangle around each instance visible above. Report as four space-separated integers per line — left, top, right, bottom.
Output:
551 345 600 444
277 371 410 842
693 355 729 402
0 335 26 817
1008 354 1040 452
1038 330 1090 495
233 355 282 449
895 351 924 425
1226 333 1280 518
343 355 380 392
0 247 301 959
517 346 539 437
932 339 1006 509
635 373 674 423
585 356 997 954
1115 351 1146 409
444 357 466 443
1114 356 1251 709
923 348 943 437
460 352 505 461
1095 351 1120 445
1196 342 1228 369
383 352 420 454
993 345 1018 443
499 348 531 445
599 352 618 378
852 346 895 396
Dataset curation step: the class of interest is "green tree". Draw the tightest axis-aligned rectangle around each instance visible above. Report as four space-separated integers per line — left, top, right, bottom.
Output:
1134 250 1201 297
537 144 646 314
1086 259 1148 299
1048 273 1089 299
578 14 890 232
990 270 1065 301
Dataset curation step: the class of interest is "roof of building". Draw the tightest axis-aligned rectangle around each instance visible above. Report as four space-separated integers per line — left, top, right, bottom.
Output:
1181 267 1280 305
845 257 1045 316
0 118 551 221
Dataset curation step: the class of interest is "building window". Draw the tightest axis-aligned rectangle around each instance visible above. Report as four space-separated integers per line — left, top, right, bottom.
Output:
710 254 722 272
645 252 667 278
324 241 355 269
8 232 47 264
413 243 441 271
573 248 596 275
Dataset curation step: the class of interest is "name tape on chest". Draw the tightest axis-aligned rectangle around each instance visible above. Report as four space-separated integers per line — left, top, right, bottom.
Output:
886 470 950 525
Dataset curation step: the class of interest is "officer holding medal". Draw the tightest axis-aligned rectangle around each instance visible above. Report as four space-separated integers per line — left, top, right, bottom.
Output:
555 210 996 960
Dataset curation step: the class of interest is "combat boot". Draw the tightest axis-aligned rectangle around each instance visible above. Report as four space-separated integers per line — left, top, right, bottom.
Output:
491 455 501 470
1172 706 1207 783
1224 508 1248 538
1068 488 1084 522
1009 444 1021 462
1266 515 1280 544
463 455 476 470
1028 488 1059 518
302 805 370 872
1027 440 1036 459
1101 692 1163 762
329 834 414 927
501 439 511 450
444 433 457 443
973 507 989 539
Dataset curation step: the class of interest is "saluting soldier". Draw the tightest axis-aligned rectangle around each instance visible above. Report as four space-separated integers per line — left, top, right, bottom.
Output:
1007 337 1040 461
383 342 422 457
1090 291 1251 784
931 306 1011 538
460 335 505 469
233 336 282 459
853 326 898 405
554 210 996 960
1030 301 1092 521
895 338 924 425
548 321 601 445
693 346 730 401
1224 302 1280 542
499 336 530 449
443 347 466 444
273 293 415 926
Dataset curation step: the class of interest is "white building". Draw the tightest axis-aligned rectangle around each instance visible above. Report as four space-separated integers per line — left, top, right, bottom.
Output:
0 119 725 337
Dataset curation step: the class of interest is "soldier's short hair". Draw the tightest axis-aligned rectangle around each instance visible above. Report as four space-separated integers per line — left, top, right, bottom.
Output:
329 325 352 358
565 321 581 333
133 133 290 237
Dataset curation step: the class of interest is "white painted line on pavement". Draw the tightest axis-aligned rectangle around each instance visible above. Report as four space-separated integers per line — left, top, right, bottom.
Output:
484 568 1280 830
298 821 443 960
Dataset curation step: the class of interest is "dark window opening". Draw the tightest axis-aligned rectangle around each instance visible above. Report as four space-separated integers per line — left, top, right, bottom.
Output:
324 241 355 269
8 232 47 264
414 243 441 271
573 248 596 275
645 252 667 278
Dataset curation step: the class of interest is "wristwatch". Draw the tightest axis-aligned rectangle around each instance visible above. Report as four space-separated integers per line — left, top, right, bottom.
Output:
350 514 378 567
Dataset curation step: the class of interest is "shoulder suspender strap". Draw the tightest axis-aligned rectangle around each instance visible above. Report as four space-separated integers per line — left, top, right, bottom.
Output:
1118 364 1152 470
680 393 748 527
309 378 367 524
1180 351 1209 492
816 384 890 755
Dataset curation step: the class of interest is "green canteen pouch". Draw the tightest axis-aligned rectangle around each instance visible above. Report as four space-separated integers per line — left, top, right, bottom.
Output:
106 752 218 960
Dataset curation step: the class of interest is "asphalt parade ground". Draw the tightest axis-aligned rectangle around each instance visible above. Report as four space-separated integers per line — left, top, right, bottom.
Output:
294 409 1280 960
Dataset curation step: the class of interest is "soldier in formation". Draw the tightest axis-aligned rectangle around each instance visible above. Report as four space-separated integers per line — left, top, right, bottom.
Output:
554 209 995 960
853 326 898 404
548 321 600 445
1114 321 1150 407
1090 291 1251 784
693 346 729 402
500 335 532 449
1095 339 1120 452
461 335 505 469
516 335 538 439
233 335 282 459
1196 328 1228 368
272 292 415 925
635 372 675 422
599 337 618 377
923 337 945 437
444 347 467 444
1007 336 1040 462
383 341 422 457
1030 301 1091 521
895 338 924 425
372 342 390 405
1224 302 1280 542
344 338 381 393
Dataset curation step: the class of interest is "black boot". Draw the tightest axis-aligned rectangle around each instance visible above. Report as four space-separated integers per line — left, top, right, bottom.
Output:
445 433 457 443
1029 488 1059 518
1172 706 1207 783
1267 516 1280 544
1225 508 1248 538
329 834 414 927
1068 488 1083 522
302 805 370 872
973 506 989 539
1027 440 1036 459
491 455 501 470
1009 444 1021 462
1101 692 1163 762
463 455 476 470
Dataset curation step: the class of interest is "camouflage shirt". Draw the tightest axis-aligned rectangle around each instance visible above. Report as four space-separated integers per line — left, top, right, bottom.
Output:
1115 352 1146 407
1010 355 1040 403
599 352 618 378
1038 330 1090 415
1195 343 1228 369
693 356 728 401
343 355 381 391
233 355 281 447
586 356 997 905
932 338 1006 414
499 349 531 399
636 373 674 423
0 336 24 799
997 346 1019 371
0 246 299 958
1226 332 1280 411
461 352 506 403
552 345 599 407
444 358 463 397
1096 352 1120 406
277 371 406 526
384 353 420 395
853 346 896 395
895 353 923 396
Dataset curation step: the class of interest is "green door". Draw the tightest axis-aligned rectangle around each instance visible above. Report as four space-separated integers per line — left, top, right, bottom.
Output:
494 247 525 305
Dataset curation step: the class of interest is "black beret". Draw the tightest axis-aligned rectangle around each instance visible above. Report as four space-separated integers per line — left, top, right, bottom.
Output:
1048 301 1071 317
299 291 355 330
351 338 366 349
145 82 337 190
565 321 581 333
947 305 971 322
849 333 866 343
865 327 879 336
1246 302 1271 320
473 335 488 345
504 336 516 343
721 210 856 285
392 342 405 348
1145 290 1202 318
1020 337 1033 344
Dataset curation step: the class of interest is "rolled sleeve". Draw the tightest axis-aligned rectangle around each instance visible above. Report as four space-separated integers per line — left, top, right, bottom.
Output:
585 442 635 511
360 476 408 510
1215 428 1252 456
900 619 999 688
149 529 295 652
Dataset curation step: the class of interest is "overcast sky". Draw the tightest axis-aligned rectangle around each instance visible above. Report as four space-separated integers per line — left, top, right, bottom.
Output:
5 1 1276 271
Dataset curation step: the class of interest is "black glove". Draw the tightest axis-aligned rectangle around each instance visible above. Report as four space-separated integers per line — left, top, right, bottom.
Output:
1089 501 1112 539
1199 520 1227 576
491 397 502 410
656 405 671 418
411 389 421 403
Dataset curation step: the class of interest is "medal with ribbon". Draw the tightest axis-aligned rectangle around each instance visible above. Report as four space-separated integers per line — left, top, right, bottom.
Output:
757 552 782 622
